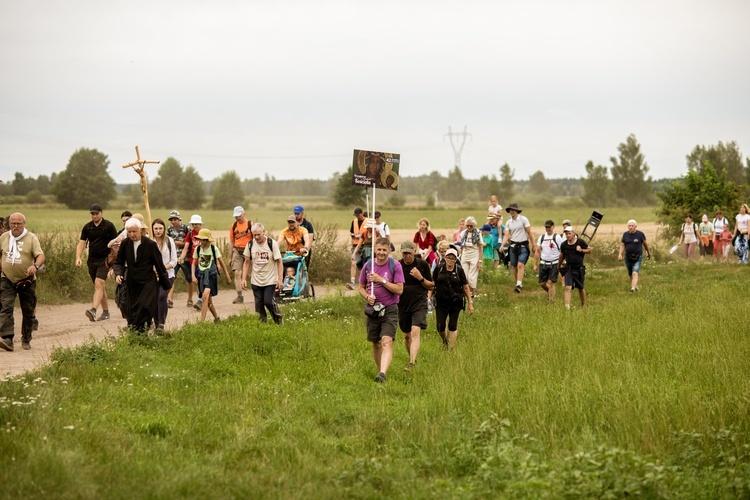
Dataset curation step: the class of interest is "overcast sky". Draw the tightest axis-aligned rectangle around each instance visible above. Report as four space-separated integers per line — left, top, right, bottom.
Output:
1 0 749 186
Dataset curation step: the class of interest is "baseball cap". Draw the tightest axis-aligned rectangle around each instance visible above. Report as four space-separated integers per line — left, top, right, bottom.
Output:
287 215 297 222
374 210 381 217
89 203 103 213
353 208 363 216
189 214 203 225
293 205 304 214
562 219 572 226
544 220 555 228
563 226 574 233
480 224 492 231
445 248 459 258
168 210 181 221
400 241 415 253
233 206 244 217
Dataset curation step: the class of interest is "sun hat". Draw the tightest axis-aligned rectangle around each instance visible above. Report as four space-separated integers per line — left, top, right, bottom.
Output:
233 206 244 217
487 214 500 220
445 248 459 258
168 210 181 221
400 241 415 252
505 203 522 213
195 228 214 241
189 214 203 225
293 205 304 214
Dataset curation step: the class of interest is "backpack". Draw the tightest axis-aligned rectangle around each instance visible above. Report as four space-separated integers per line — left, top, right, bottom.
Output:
247 237 274 260
231 220 252 244
538 233 561 251
681 222 698 234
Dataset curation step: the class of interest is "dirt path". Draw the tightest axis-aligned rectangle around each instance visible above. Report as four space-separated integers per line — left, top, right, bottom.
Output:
0 285 355 380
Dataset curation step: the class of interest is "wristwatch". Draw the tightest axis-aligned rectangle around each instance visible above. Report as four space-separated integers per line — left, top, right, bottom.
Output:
419 278 425 283
382 278 386 284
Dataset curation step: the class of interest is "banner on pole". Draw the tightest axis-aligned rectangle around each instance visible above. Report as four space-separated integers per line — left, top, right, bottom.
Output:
352 149 400 190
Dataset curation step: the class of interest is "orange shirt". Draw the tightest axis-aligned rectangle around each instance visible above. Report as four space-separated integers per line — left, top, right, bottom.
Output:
230 219 252 249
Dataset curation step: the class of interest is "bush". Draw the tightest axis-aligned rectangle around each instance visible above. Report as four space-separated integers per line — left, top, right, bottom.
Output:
308 222 350 283
25 190 45 205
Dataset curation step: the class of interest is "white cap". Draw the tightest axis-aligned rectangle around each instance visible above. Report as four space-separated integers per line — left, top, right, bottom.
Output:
233 206 244 217
445 248 459 258
563 226 574 233
189 214 203 225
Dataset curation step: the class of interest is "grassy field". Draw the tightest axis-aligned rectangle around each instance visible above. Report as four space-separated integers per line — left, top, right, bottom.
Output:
10 205 658 234
1 262 748 497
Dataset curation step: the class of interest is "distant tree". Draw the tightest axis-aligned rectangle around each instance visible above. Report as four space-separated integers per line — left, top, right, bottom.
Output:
686 141 745 186
582 161 615 207
11 172 34 196
476 174 500 203
122 184 143 205
25 189 44 204
52 148 117 209
443 166 467 201
176 166 206 210
150 157 185 208
610 134 653 205
528 170 550 194
211 171 246 210
36 175 51 195
656 162 743 238
499 163 515 202
333 166 366 207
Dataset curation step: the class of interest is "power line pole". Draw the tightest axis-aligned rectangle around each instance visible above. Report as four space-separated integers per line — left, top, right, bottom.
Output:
444 126 471 168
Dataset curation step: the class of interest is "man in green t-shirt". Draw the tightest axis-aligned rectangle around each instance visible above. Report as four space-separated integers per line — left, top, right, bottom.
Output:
0 213 45 351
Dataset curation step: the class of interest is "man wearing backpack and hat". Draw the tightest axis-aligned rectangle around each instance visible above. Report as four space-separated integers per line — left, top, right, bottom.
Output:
166 210 189 308
500 203 535 293
533 220 564 303
293 206 314 267
229 206 253 304
397 240 433 371
179 214 203 308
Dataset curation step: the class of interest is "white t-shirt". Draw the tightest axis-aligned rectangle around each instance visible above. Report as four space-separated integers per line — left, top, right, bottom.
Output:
682 223 698 244
736 213 750 233
505 215 531 243
244 237 282 287
373 221 390 239
537 232 563 262
713 216 729 235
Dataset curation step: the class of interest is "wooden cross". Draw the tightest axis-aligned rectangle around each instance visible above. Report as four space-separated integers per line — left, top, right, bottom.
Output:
122 145 160 231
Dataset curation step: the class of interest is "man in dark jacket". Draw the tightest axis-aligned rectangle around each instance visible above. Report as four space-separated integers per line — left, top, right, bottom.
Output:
114 218 171 333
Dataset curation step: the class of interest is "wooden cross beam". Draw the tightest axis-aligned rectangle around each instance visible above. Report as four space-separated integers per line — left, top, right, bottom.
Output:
122 145 160 231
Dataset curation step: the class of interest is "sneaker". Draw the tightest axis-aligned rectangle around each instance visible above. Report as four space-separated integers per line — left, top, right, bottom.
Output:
22 341 31 350
194 300 202 311
0 338 13 352
186 300 193 307
167 300 173 309
514 285 522 294
427 302 433 314
374 372 387 383
85 308 97 322
32 318 39 331
232 295 244 304
345 282 355 290
404 362 416 372
97 311 110 321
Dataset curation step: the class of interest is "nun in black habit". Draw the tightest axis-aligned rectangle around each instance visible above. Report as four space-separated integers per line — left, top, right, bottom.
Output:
114 218 172 332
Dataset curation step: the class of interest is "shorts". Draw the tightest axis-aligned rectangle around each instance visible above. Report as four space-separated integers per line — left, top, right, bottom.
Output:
87 259 108 282
624 255 642 275
197 270 218 297
508 244 530 267
398 302 428 333
176 261 193 283
564 267 585 290
230 249 246 272
699 240 713 256
366 305 398 343
538 263 559 283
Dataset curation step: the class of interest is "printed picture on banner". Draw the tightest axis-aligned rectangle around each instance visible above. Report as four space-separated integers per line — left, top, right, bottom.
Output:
352 149 400 190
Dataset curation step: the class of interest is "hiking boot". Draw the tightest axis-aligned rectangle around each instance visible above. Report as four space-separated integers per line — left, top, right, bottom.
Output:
232 295 244 304
85 308 97 322
0 338 13 352
374 372 387 383
32 318 39 331
22 341 31 350
345 282 355 290
97 311 110 321
194 300 202 311
167 300 173 309
186 300 193 307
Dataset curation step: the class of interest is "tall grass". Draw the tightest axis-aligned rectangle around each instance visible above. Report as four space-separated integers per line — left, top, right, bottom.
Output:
1 263 748 497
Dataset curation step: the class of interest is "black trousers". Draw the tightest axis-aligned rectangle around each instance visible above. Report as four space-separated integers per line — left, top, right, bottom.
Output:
0 276 36 342
252 284 282 324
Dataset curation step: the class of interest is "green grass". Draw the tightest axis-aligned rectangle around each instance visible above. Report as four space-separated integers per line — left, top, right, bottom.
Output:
1 262 749 497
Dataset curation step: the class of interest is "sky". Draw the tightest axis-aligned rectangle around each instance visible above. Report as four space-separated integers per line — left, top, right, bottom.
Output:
1 0 749 185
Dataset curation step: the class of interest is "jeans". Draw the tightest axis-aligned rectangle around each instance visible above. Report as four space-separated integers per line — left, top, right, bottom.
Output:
0 276 37 342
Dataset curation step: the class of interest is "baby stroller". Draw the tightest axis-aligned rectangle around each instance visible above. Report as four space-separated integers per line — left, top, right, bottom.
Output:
277 252 315 303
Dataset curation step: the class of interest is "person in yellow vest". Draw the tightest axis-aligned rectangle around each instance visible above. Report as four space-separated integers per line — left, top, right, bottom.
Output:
347 207 367 290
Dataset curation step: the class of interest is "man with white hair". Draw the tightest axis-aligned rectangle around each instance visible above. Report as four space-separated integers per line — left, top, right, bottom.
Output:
0 213 45 351
618 219 651 292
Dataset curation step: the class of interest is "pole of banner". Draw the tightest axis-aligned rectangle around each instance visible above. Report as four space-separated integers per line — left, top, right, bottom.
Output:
366 185 373 295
